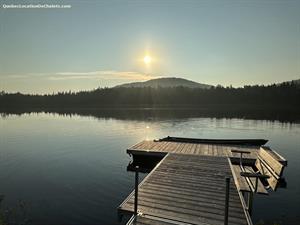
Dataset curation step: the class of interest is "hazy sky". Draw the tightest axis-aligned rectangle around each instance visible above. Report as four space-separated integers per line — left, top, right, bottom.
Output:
0 0 299 94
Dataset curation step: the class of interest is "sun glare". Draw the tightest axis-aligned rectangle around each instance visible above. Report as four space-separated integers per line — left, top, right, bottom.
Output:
143 55 152 64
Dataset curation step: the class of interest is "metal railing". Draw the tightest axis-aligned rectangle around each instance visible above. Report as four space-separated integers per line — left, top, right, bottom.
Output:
224 177 230 225
134 166 139 216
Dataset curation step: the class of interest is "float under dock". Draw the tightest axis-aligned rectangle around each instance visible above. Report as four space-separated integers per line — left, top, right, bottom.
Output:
119 154 251 225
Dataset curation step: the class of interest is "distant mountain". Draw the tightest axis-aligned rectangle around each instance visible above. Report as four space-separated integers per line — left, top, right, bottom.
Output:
115 77 213 89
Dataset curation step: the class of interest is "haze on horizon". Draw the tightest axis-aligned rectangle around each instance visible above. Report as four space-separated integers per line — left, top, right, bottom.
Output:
0 0 299 94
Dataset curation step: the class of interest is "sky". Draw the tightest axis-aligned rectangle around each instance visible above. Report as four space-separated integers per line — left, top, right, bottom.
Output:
0 0 299 94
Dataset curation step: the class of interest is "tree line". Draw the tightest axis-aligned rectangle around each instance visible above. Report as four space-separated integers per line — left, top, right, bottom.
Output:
0 81 299 109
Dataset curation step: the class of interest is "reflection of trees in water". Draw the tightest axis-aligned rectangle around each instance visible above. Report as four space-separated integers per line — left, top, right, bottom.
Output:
0 195 30 225
1 107 300 123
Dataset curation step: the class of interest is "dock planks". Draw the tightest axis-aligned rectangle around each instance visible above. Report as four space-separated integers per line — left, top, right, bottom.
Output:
119 154 250 225
128 215 184 225
128 140 259 160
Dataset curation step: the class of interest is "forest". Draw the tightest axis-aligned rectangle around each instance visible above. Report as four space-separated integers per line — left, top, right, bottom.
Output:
0 81 299 110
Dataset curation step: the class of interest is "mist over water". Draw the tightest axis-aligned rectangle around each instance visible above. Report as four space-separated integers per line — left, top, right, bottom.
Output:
0 112 299 224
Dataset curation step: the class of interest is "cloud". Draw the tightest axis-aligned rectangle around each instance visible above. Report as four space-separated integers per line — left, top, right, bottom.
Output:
51 70 159 80
2 70 161 81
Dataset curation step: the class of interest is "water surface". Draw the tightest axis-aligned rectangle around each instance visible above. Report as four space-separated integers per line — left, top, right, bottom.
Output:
0 112 299 224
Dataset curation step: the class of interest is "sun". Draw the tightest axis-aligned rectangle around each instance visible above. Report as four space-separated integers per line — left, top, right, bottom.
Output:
143 55 152 64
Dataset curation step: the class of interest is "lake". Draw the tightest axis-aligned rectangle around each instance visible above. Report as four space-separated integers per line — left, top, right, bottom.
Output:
0 111 299 225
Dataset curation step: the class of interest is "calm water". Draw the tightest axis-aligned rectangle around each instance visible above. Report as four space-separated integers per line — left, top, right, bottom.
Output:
0 112 299 225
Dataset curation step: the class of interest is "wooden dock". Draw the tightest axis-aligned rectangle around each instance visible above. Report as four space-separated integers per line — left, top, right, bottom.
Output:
119 154 251 225
118 137 287 225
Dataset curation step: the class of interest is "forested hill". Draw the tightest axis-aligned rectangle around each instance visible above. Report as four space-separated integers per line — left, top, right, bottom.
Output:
115 77 212 89
0 81 300 110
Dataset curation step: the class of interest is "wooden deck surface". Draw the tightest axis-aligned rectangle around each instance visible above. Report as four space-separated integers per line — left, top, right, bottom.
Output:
128 215 180 225
119 154 250 225
128 140 259 159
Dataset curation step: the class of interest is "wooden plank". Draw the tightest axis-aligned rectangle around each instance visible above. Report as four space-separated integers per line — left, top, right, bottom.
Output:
144 182 239 203
158 142 169 152
187 143 194 154
180 143 188 154
202 144 209 155
261 146 287 166
146 176 239 194
258 147 284 177
123 202 247 225
208 144 213 156
128 214 183 225
130 141 146 149
155 142 167 153
174 142 185 154
172 142 184 153
243 166 268 195
160 160 230 168
151 141 166 151
126 195 245 218
144 179 240 198
231 149 251 154
255 158 279 190
190 143 197 154
230 164 251 193
167 142 177 153
138 185 242 206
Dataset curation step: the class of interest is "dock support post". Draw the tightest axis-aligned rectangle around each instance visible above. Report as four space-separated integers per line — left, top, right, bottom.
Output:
134 166 139 216
247 192 253 216
240 153 243 167
224 177 230 225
